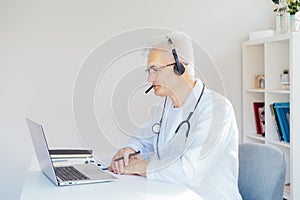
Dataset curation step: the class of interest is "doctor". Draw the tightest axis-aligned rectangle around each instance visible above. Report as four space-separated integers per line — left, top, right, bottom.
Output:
110 31 242 200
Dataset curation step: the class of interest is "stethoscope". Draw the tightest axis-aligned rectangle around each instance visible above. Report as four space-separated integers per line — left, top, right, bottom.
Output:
152 84 205 159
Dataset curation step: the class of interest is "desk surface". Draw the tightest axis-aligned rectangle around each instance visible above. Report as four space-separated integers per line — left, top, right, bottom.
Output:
21 170 203 200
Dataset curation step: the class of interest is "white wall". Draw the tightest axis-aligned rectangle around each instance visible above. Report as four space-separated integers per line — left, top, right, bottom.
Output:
0 0 276 199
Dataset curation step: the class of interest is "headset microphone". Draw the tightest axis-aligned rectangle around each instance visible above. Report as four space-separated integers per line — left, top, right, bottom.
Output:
145 85 153 94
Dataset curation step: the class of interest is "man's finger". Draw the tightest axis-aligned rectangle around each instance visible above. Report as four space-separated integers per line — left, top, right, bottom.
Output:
114 160 119 174
123 151 130 166
119 159 124 174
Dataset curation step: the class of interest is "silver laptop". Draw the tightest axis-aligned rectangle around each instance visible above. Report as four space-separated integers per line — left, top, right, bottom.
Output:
26 118 117 186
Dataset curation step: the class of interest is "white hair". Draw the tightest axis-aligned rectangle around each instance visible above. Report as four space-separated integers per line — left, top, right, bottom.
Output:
145 31 195 77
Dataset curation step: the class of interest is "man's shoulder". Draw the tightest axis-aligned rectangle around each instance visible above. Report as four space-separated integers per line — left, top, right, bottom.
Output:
199 89 234 118
204 89 233 108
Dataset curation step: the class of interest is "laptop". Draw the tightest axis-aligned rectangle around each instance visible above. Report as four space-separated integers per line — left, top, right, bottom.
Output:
26 118 117 186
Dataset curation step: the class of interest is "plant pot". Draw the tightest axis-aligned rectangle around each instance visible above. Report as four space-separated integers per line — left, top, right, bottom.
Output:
290 15 299 32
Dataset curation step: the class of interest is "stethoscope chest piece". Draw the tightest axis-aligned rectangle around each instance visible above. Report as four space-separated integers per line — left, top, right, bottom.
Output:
152 123 161 134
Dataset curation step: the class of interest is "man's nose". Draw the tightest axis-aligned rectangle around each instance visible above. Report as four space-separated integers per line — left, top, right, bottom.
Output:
147 73 155 82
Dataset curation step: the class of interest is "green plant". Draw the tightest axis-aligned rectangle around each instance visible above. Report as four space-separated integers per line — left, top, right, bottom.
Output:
272 0 300 15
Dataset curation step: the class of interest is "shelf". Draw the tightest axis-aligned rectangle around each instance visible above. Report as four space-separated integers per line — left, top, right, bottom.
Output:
246 89 290 94
246 89 265 93
246 134 265 142
243 33 293 46
266 89 290 94
243 32 300 199
268 139 290 148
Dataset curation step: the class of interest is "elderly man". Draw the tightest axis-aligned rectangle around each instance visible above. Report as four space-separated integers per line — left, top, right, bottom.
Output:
110 31 242 200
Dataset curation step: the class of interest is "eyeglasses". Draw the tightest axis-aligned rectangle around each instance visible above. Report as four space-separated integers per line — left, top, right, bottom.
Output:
145 63 175 76
145 62 188 76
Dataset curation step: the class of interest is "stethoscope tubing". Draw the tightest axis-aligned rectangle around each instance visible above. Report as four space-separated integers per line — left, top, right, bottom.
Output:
153 84 205 159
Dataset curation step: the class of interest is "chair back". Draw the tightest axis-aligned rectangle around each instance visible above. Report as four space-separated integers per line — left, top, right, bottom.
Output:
238 143 286 200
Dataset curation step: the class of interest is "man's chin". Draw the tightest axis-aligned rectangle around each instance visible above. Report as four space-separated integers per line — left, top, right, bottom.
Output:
154 86 170 97
154 90 166 97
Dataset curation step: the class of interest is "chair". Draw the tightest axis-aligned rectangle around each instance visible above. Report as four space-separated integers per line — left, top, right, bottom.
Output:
238 143 286 200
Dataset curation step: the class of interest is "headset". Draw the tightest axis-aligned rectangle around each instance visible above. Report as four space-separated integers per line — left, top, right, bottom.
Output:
167 37 185 76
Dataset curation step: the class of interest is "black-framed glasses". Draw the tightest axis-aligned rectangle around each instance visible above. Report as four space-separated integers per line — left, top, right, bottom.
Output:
145 62 188 76
145 63 176 76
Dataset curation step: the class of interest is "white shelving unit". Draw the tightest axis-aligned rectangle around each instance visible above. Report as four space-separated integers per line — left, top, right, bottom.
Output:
242 32 300 200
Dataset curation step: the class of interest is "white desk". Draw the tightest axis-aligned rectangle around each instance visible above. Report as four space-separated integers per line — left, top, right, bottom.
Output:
21 170 203 200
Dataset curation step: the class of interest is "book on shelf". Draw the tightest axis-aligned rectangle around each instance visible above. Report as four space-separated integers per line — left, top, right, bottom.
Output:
49 149 93 159
269 104 284 141
253 102 265 136
274 102 290 142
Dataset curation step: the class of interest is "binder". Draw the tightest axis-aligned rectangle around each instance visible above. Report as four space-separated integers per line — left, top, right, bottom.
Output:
273 102 290 142
49 149 93 159
253 102 265 135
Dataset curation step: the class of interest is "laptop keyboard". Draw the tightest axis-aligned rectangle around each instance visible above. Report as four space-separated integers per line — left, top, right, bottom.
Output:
55 166 90 181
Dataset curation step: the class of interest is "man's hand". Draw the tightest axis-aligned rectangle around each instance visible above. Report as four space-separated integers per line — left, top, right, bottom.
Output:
110 147 136 175
123 157 150 177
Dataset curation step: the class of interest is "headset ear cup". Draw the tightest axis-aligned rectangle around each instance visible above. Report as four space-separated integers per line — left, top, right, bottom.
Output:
171 48 185 76
173 63 185 75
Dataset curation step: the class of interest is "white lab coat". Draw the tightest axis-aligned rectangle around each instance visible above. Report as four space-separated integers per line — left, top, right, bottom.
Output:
125 79 242 200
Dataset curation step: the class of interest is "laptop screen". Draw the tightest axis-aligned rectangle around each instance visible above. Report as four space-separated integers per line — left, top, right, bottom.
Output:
26 118 58 185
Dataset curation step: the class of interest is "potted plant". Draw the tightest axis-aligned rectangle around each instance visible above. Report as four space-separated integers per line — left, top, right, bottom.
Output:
272 0 300 14
272 0 300 31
